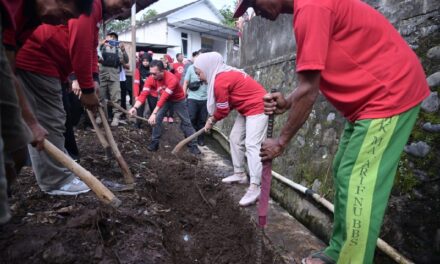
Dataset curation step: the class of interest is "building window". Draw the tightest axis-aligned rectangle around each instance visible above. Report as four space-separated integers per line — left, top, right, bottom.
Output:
181 32 188 57
201 37 214 51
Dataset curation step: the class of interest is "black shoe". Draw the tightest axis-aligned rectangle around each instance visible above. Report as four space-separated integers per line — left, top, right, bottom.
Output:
197 137 205 146
189 146 201 155
147 141 159 152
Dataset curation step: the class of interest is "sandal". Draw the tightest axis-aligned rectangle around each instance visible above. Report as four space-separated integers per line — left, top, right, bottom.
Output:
301 251 336 264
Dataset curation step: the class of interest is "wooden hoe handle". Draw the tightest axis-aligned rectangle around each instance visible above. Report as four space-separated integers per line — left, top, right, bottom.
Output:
107 100 149 123
43 139 121 208
97 107 135 185
172 128 205 154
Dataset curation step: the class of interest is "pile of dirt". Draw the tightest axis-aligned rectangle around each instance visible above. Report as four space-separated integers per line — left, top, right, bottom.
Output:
0 123 279 264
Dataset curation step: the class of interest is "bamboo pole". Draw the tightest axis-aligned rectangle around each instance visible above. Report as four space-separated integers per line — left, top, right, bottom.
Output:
98 107 135 185
43 139 121 208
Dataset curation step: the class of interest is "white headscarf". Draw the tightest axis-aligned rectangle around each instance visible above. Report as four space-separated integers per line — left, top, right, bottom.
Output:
193 52 246 115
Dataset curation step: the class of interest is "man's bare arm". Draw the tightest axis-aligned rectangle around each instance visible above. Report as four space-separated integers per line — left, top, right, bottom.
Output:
260 70 321 160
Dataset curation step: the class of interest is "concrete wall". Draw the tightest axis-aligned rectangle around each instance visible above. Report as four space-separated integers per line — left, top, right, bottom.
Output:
191 33 202 54
221 1 440 260
167 29 228 59
167 27 196 58
211 37 228 58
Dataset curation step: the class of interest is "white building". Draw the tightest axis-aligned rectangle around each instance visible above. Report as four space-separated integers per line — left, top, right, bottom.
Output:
118 0 238 60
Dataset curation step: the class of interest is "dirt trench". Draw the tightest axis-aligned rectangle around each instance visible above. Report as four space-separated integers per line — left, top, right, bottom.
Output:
0 123 280 264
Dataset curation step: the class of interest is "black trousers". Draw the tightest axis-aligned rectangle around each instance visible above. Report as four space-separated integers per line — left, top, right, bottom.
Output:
120 80 132 110
187 99 208 139
147 95 158 113
62 84 79 159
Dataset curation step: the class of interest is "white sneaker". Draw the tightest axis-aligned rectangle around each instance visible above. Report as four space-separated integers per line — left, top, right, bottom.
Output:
46 178 91 196
239 184 261 207
111 116 119 127
96 116 102 125
221 173 248 184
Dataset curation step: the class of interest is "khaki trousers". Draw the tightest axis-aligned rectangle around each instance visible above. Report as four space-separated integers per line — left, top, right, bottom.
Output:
229 113 268 185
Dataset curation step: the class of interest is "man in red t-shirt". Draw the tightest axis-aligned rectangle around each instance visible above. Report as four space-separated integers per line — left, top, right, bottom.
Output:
234 0 429 263
0 0 94 224
12 0 132 198
15 24 92 197
129 60 201 155
172 53 185 83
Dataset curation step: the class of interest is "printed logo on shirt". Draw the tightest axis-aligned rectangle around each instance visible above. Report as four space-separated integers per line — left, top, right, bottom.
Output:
216 102 229 109
165 88 174 95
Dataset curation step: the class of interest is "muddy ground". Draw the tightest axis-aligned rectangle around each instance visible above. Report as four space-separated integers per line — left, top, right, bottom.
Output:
0 123 281 264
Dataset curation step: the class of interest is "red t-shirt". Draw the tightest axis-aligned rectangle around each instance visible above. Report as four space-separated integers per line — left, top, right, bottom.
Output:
294 0 429 122
213 71 266 121
1 0 40 48
137 71 185 108
133 69 142 98
172 62 185 82
68 0 102 91
16 24 71 81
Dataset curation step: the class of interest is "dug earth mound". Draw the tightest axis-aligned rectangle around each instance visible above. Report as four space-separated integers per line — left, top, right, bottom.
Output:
0 124 279 264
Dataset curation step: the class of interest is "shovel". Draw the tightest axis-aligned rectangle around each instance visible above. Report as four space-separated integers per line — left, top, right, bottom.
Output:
256 89 276 263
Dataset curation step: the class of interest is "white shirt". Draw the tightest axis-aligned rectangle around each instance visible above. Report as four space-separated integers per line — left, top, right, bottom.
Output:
119 67 126 81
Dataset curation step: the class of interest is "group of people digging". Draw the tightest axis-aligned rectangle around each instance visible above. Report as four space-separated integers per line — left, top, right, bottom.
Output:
0 0 431 263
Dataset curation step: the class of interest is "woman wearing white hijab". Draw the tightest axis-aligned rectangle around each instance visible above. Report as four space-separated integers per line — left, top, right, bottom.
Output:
194 52 268 207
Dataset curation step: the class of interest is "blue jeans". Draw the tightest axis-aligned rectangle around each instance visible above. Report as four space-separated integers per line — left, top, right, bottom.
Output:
151 100 196 147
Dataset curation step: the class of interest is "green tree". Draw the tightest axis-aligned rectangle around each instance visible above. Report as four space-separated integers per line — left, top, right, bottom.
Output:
104 19 130 35
139 9 158 22
219 1 238 28
101 8 158 37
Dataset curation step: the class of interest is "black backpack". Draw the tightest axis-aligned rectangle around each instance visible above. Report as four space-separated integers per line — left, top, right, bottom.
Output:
102 47 120 68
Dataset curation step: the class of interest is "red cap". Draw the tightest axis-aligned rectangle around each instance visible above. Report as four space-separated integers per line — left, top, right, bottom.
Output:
233 0 251 18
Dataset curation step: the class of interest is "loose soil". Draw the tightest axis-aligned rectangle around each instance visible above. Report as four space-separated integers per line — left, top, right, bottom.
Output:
0 123 280 264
